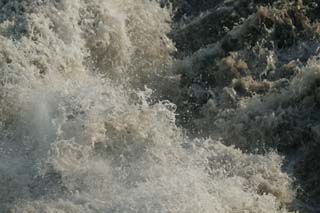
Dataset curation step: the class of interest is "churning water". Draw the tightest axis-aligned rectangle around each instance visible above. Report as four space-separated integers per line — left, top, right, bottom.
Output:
0 0 297 212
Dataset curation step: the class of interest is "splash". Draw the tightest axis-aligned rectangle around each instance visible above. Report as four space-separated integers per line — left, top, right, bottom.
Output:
0 0 294 212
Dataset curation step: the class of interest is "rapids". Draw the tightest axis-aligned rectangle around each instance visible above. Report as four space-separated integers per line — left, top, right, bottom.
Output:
0 0 307 212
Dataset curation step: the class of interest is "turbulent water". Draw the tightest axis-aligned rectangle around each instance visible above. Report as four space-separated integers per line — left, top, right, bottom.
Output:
0 0 315 212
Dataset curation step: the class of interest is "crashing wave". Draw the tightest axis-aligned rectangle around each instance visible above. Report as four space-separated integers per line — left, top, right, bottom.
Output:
0 0 308 212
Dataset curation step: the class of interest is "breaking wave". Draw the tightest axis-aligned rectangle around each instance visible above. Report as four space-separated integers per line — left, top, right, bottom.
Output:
0 0 312 212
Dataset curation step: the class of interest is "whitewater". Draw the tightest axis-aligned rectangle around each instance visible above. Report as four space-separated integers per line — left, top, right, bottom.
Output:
0 0 304 212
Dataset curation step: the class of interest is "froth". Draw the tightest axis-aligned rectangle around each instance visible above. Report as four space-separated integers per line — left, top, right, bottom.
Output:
0 0 293 212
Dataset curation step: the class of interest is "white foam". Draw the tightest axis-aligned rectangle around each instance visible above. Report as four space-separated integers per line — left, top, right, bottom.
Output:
0 0 293 212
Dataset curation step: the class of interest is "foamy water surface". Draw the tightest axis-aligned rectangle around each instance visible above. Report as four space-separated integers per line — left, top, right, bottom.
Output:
0 0 297 212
